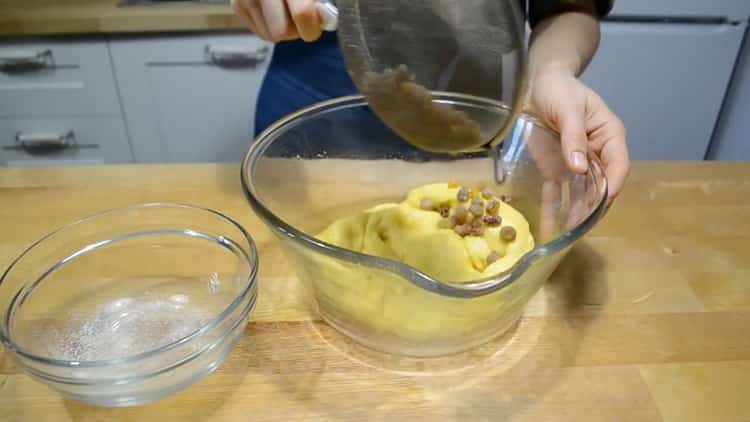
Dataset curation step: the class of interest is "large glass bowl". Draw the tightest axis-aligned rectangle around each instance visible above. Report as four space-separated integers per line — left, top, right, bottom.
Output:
242 94 606 357
0 204 258 407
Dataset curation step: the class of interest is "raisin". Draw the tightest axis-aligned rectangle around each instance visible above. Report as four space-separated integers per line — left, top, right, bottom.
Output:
438 203 450 218
453 205 468 223
486 199 500 215
500 226 517 242
469 202 484 217
457 187 469 202
483 215 502 227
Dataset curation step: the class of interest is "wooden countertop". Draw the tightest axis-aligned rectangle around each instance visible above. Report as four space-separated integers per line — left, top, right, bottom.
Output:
1 162 749 421
0 0 244 36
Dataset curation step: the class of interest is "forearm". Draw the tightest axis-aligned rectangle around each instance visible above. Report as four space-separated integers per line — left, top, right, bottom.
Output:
528 11 601 78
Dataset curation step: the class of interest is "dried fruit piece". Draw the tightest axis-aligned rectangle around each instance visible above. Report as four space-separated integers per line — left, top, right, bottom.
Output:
469 204 484 217
486 251 501 265
420 198 436 211
438 203 450 218
470 218 484 236
457 187 469 202
500 226 517 242
481 189 493 199
483 215 502 227
486 199 500 215
453 205 468 223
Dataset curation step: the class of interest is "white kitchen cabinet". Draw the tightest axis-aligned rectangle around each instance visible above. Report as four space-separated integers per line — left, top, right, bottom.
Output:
109 34 272 163
708 26 750 160
0 116 133 166
0 40 122 117
0 38 133 166
581 21 746 160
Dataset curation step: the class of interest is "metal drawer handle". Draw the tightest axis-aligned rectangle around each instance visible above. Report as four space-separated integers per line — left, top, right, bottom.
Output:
0 49 54 71
205 45 270 66
2 130 97 156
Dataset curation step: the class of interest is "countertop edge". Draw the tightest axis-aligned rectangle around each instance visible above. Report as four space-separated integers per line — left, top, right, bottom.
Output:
0 19 247 37
0 5 247 37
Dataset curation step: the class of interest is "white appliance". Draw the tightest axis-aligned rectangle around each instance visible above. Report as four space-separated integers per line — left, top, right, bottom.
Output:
709 37 750 160
580 0 750 160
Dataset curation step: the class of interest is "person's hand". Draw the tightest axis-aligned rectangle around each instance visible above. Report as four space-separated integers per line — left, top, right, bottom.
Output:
523 121 598 242
231 0 323 42
528 64 629 204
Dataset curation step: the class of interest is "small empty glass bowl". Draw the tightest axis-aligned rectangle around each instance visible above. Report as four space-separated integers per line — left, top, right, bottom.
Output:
242 94 607 357
0 204 258 407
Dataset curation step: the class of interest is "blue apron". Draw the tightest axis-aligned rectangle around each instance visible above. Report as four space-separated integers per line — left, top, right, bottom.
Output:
254 32 356 137
253 30 497 160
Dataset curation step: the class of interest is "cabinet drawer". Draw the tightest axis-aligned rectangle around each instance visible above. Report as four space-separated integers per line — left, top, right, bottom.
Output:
0 40 121 117
0 117 133 166
110 34 273 163
111 33 272 64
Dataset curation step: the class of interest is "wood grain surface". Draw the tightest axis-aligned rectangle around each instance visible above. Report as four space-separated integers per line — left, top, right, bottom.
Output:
0 162 749 421
0 0 243 36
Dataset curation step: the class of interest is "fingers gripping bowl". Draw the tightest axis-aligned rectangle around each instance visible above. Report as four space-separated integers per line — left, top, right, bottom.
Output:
242 94 607 357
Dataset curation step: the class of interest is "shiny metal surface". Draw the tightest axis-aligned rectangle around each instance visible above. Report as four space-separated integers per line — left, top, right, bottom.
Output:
5 130 99 156
204 44 270 66
0 49 54 71
336 0 527 153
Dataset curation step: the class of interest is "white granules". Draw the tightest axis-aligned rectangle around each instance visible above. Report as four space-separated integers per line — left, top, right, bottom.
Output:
42 294 212 362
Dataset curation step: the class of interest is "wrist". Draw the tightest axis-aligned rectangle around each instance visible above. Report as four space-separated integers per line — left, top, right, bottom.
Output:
525 61 579 114
531 61 578 80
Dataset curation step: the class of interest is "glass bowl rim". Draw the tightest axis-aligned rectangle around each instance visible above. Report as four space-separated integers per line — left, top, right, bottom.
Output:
241 94 607 298
0 203 259 368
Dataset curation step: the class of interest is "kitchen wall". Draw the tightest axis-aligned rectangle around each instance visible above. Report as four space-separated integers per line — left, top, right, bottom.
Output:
708 29 750 160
